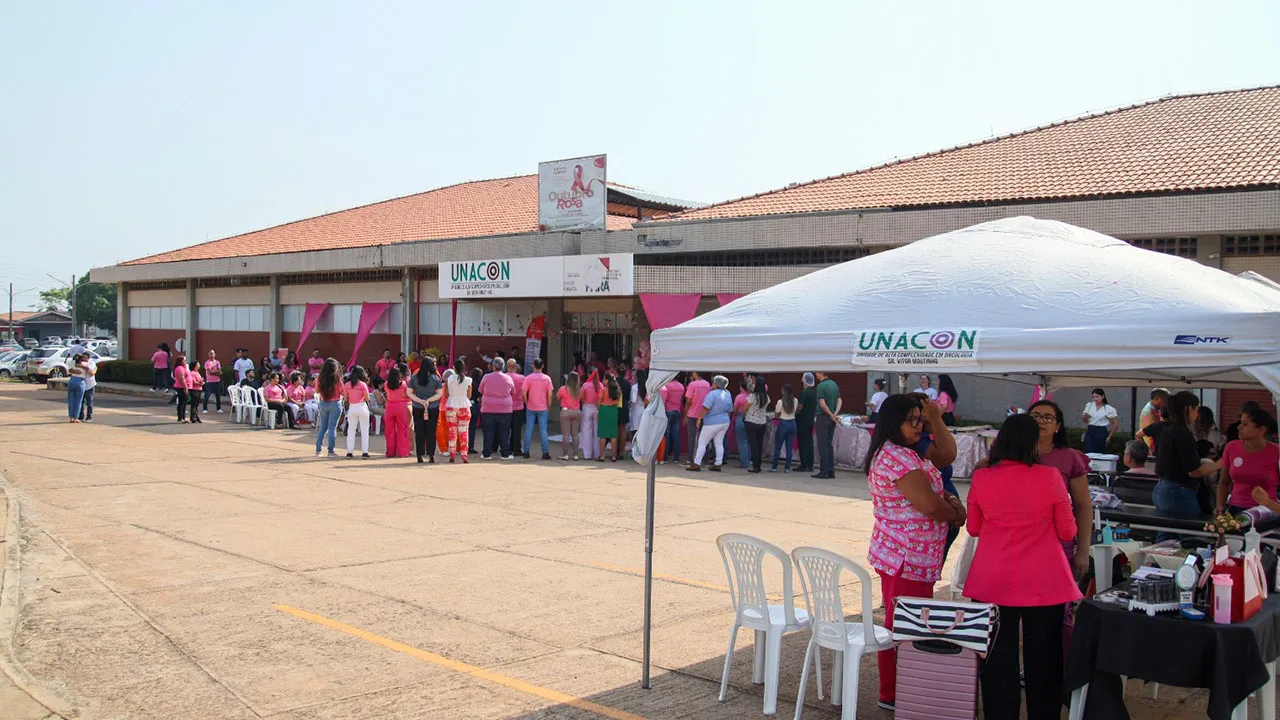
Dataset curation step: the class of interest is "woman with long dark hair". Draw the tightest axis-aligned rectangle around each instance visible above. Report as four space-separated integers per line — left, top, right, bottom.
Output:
936 374 959 426
558 371 582 460
966 414 1079 720
444 358 473 463
580 370 602 460
407 356 444 463
744 374 770 473
1154 391 1221 534
1080 388 1119 454
770 384 798 472
344 365 373 458
864 394 964 710
1217 406 1279 513
172 353 190 422
315 359 344 456
1027 400 1093 578
66 353 87 423
383 366 412 458
597 376 622 462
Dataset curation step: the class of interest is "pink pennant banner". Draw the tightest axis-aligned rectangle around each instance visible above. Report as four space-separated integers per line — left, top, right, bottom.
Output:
347 302 390 369
296 303 329 358
716 293 746 307
640 293 702 331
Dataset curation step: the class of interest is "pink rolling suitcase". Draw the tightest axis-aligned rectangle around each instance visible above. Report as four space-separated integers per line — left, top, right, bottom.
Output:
893 639 980 720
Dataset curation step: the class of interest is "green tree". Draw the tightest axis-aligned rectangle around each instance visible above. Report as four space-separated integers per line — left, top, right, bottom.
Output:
37 274 117 332
38 287 70 312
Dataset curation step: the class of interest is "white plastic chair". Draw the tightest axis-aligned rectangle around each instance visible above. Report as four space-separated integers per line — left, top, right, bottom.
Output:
257 387 276 429
716 533 811 716
227 386 243 422
791 546 894 720
949 535 978 599
241 387 262 426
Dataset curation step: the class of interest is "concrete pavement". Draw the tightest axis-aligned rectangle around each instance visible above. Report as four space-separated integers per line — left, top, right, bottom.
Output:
0 382 1239 719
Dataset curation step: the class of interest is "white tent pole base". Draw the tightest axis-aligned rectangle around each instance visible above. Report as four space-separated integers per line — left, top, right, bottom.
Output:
642 452 656 689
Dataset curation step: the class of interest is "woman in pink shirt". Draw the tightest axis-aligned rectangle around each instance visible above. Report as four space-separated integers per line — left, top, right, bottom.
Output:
286 372 310 425
659 377 685 463
864 394 965 710
185 361 204 424
557 371 582 460
171 354 190 423
382 367 412 458
263 373 297 429
477 358 515 459
151 343 171 392
203 350 224 414
344 366 372 458
965 414 1080 720
578 370 602 460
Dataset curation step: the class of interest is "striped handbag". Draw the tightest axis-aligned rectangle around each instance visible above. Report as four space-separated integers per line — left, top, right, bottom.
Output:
891 597 998 654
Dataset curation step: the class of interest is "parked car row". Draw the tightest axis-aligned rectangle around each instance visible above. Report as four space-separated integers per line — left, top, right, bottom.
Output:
24 347 114 382
0 350 31 378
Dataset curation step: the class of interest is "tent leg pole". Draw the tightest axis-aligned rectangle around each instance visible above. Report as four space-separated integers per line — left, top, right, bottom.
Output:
642 454 656 689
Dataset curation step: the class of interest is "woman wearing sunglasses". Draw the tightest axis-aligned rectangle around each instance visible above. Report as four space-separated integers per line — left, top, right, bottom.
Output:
1027 400 1094 580
864 393 966 711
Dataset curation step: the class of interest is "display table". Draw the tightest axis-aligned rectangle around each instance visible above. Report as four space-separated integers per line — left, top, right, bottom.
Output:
1066 587 1280 720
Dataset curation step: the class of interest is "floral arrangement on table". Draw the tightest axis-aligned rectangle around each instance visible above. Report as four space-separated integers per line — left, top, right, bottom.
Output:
1205 512 1244 546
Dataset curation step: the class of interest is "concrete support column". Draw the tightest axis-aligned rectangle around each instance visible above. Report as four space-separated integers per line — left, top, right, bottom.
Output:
546 297 565 434
401 268 416 356
116 282 129 360
268 275 281 351
185 279 197 360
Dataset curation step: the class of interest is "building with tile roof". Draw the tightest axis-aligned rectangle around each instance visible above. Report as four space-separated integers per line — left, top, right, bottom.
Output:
93 87 1280 425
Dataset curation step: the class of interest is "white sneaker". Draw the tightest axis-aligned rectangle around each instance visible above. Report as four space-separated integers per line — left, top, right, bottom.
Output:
217 409 224 414
501 455 514 460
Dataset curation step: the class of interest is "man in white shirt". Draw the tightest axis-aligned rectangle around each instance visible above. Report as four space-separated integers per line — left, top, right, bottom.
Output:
233 348 255 383
866 379 888 419
919 374 939 401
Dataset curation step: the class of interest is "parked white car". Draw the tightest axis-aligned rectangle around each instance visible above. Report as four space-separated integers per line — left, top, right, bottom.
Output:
25 347 110 382
0 350 30 378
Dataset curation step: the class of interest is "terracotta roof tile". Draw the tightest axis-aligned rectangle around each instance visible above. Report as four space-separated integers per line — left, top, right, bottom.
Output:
655 86 1280 222
124 175 640 266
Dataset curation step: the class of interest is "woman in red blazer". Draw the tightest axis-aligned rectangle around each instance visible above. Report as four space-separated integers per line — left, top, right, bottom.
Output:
966 413 1081 720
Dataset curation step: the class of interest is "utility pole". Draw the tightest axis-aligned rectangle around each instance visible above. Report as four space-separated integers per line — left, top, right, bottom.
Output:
7 283 12 344
71 274 77 336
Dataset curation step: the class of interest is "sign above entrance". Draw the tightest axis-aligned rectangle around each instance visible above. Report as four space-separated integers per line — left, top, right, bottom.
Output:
538 154 607 232
439 254 634 299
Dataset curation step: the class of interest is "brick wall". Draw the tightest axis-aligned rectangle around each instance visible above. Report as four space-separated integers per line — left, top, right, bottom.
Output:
1220 388 1277 426
128 329 188 362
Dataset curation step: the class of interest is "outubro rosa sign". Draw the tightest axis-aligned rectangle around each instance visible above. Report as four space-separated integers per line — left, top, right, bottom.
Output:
851 329 980 368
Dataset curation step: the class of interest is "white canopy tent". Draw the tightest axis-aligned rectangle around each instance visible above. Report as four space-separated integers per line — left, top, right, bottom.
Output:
631 217 1280 686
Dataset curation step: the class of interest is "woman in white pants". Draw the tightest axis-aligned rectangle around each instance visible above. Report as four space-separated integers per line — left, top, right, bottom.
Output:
687 375 734 472
344 366 373 458
579 371 602 460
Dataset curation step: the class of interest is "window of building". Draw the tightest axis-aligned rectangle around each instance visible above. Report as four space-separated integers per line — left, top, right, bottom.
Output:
1128 237 1198 258
279 304 402 334
196 305 268 331
1223 235 1280 257
419 301 546 336
130 306 187 330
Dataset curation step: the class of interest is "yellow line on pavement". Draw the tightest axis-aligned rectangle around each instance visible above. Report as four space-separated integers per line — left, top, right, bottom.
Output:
273 605 646 720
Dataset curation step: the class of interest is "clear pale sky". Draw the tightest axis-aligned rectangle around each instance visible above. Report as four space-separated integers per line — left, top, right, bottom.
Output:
1 1 1276 306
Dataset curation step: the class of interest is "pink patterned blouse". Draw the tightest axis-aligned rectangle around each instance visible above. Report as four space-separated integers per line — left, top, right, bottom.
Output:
867 440 948 582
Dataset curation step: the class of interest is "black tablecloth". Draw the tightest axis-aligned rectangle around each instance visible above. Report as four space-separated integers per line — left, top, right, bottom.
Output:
1066 587 1280 719
1099 505 1280 534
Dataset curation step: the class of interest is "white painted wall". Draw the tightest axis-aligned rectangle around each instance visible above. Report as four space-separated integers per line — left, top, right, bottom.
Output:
195 286 270 305
127 289 187 307
279 282 402 304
